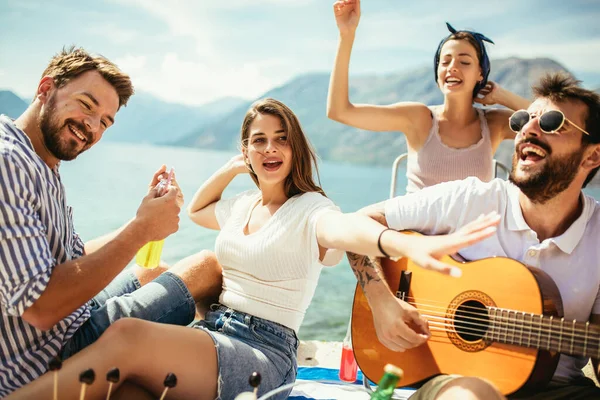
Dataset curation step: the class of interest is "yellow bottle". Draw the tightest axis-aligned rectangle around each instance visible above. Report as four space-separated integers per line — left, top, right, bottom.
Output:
135 167 173 269
135 240 165 269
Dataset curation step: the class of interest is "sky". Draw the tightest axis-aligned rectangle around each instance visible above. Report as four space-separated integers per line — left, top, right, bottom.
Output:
1 0 599 107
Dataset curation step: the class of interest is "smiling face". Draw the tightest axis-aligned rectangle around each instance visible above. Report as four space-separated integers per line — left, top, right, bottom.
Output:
244 112 293 189
509 97 590 203
437 39 483 96
37 70 119 163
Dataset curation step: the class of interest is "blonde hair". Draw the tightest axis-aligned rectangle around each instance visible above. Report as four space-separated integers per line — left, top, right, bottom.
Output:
240 98 325 197
41 46 134 108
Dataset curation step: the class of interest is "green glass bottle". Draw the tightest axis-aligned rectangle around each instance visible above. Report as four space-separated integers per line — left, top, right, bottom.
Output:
370 364 404 400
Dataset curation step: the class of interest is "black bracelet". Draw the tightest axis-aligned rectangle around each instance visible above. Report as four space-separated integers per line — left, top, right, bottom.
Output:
377 228 395 258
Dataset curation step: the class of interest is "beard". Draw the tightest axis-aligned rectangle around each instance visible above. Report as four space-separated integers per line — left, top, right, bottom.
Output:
509 139 583 204
38 94 91 161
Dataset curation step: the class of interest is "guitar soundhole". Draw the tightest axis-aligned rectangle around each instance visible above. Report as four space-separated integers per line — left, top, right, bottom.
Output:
446 290 495 352
454 300 489 342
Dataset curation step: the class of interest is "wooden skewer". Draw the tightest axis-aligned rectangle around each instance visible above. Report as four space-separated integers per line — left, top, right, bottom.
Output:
48 356 62 400
78 369 95 400
159 373 177 400
105 368 120 400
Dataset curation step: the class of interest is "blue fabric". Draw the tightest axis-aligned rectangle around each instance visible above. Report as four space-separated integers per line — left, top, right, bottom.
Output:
61 271 196 359
433 22 495 98
297 367 365 385
193 304 300 400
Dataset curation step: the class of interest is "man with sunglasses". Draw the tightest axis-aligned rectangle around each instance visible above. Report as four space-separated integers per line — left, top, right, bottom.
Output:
349 72 600 400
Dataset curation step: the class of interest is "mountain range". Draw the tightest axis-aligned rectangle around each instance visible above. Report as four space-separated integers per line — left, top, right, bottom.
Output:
2 57 599 186
0 89 245 145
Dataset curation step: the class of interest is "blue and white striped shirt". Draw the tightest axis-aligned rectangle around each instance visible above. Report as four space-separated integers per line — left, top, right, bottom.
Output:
0 115 90 396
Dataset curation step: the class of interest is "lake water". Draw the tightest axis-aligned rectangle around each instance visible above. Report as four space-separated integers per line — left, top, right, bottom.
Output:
61 142 600 341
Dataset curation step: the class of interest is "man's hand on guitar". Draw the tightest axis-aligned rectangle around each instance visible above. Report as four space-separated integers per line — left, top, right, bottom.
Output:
402 212 500 277
371 294 430 352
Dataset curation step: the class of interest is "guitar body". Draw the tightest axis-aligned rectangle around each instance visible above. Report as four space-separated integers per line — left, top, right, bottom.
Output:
352 242 564 395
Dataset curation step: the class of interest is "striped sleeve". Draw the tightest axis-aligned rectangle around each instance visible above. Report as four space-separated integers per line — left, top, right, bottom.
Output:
0 151 54 317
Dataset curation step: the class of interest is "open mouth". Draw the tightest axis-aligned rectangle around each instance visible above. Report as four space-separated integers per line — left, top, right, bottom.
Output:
519 144 547 165
263 159 283 172
68 123 87 143
445 77 463 87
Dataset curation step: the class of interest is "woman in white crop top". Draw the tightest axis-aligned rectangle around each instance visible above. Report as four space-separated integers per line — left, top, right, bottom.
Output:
7 99 500 400
327 0 531 192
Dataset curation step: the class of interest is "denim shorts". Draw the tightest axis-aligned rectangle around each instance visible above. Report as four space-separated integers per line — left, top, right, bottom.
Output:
193 304 299 400
61 270 196 359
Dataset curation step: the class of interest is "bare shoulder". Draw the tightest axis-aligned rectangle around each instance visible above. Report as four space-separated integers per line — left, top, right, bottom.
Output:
388 102 434 147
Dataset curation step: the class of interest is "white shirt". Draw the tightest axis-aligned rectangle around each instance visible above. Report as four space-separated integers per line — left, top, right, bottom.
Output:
215 190 343 332
384 177 600 381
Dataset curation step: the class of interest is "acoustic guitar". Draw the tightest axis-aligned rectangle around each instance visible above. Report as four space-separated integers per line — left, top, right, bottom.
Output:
351 234 600 395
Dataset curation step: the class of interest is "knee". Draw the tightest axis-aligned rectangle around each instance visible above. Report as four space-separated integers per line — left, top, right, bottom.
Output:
436 377 505 400
100 318 149 349
185 250 223 283
170 250 223 300
196 250 221 273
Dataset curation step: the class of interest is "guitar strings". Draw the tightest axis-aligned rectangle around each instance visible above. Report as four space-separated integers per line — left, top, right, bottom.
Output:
415 306 594 344
401 297 597 338
371 295 598 350
390 304 600 354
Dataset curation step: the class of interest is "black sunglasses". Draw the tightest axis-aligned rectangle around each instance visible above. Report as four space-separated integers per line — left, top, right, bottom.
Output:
509 109 590 136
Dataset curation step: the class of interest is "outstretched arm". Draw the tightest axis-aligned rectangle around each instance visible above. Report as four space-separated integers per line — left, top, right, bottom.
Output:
326 0 430 138
321 202 500 351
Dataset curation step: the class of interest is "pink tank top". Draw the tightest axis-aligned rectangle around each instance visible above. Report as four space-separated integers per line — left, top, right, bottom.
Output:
405 106 494 193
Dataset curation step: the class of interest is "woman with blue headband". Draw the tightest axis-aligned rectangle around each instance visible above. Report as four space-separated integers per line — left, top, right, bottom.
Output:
327 0 530 193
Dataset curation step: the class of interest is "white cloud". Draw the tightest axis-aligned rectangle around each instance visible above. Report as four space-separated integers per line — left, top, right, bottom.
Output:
122 52 292 105
86 24 141 45
114 54 148 73
105 0 320 105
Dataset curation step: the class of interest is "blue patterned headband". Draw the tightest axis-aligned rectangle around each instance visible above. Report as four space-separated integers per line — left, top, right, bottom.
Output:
434 22 494 98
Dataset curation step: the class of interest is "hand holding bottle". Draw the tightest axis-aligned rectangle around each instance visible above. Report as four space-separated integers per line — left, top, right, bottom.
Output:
135 168 181 242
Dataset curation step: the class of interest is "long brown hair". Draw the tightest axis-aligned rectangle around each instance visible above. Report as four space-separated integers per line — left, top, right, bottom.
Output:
240 98 325 197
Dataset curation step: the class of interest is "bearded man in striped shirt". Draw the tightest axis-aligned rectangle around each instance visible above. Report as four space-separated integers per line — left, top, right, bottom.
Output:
0 47 222 396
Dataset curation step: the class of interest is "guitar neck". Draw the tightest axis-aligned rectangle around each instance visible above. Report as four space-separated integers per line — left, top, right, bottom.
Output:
484 308 600 358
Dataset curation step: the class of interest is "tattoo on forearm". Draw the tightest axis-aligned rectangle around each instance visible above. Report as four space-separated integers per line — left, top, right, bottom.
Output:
347 252 382 291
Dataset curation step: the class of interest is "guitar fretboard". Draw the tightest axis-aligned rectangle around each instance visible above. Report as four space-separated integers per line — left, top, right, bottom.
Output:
483 308 600 358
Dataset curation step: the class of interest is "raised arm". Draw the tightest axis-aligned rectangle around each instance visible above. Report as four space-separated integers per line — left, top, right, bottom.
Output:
187 154 248 230
326 0 430 139
476 81 532 143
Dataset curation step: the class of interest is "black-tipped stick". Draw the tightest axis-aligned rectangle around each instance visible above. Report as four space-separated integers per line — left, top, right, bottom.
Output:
48 357 62 400
78 369 95 400
158 373 177 400
105 368 120 400
249 372 261 396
